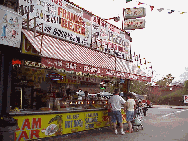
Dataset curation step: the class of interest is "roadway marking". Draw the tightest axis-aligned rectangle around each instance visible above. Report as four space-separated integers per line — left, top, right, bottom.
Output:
162 110 186 117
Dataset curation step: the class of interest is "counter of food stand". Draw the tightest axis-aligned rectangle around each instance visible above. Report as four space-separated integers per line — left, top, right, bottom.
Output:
10 100 126 141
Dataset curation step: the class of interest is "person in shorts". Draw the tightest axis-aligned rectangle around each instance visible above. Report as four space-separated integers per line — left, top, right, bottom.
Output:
126 93 136 133
108 89 126 135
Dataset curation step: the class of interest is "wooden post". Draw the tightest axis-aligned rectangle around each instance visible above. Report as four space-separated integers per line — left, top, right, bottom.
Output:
27 13 29 30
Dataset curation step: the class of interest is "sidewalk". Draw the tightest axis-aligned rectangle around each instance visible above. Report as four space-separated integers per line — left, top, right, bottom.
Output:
153 105 188 109
170 106 188 109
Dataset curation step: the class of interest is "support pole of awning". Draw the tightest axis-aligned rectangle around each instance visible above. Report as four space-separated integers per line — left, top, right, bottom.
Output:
26 12 44 55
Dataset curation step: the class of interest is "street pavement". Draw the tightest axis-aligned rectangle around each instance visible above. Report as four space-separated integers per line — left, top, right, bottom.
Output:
40 105 188 141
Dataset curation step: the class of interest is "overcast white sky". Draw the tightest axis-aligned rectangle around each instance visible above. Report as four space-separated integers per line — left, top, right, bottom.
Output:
70 0 188 83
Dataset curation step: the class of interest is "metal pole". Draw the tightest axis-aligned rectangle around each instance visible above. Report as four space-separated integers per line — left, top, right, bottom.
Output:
40 23 44 54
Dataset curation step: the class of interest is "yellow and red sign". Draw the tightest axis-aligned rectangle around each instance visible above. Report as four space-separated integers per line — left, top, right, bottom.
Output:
12 110 126 141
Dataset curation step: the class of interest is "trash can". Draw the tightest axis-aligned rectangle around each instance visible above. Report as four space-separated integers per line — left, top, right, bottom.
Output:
0 116 18 141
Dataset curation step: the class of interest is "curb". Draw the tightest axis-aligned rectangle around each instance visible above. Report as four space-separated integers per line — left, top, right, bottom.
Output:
170 107 188 109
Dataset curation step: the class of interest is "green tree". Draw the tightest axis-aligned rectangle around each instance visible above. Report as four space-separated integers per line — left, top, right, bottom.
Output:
156 73 175 87
129 80 149 95
183 80 188 94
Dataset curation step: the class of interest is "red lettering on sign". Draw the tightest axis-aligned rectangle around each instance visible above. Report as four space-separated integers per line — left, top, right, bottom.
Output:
58 7 62 16
12 60 21 65
30 130 40 139
22 119 31 130
18 131 29 140
32 118 41 129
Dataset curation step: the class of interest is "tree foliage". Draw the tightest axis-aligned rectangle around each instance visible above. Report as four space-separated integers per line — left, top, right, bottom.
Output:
129 80 150 95
156 73 175 87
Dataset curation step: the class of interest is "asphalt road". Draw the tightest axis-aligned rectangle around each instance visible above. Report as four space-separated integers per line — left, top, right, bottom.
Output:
44 105 188 141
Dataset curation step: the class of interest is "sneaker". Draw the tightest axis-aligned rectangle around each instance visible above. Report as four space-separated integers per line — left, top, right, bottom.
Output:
115 129 118 135
121 131 125 135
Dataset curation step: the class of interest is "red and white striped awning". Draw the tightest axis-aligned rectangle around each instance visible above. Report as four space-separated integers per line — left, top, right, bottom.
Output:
22 29 151 82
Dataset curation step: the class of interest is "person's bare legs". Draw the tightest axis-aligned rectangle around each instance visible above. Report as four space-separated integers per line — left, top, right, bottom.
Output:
113 122 117 130
120 123 124 132
109 116 113 130
127 121 132 132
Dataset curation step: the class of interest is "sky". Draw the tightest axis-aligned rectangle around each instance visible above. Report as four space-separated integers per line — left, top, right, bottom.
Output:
70 0 188 83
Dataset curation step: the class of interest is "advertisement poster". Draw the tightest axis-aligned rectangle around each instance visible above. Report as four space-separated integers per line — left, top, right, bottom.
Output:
0 5 22 48
19 0 92 47
63 112 85 134
13 110 126 140
84 111 103 130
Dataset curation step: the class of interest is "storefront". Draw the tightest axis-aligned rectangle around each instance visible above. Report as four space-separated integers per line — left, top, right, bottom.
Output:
1 0 152 140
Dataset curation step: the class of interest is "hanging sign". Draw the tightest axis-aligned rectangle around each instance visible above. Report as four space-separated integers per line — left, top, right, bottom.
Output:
19 0 92 47
123 7 146 19
0 5 22 48
124 19 145 30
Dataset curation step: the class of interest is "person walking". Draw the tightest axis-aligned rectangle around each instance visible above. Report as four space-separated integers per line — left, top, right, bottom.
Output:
108 89 126 135
126 93 136 133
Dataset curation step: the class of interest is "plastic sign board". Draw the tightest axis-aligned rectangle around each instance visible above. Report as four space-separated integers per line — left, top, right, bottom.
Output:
184 95 188 103
0 5 22 48
124 19 145 30
123 7 146 19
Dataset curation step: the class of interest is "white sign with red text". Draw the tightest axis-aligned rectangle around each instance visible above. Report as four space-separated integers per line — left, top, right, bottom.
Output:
19 0 92 47
184 95 188 103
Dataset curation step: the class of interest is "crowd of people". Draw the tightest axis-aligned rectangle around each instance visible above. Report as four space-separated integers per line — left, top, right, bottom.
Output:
108 89 147 135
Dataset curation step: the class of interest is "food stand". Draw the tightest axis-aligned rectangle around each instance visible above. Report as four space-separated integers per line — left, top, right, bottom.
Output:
10 99 126 141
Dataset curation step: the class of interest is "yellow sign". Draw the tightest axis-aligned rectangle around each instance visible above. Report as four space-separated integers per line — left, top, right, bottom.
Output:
63 112 85 134
85 111 103 130
12 110 126 141
22 34 39 56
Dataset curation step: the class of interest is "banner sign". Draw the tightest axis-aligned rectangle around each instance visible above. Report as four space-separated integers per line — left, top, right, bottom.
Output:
19 0 92 47
124 19 145 30
123 7 146 19
24 58 151 82
0 5 22 48
184 95 188 103
12 110 126 141
91 15 131 59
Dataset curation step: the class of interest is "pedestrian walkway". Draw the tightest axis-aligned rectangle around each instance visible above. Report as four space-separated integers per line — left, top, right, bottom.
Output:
170 106 188 109
153 105 188 109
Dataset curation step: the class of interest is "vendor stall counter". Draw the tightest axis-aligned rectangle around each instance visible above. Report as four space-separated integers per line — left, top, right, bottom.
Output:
10 100 126 141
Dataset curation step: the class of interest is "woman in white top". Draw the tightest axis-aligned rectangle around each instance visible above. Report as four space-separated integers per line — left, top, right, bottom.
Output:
126 93 136 133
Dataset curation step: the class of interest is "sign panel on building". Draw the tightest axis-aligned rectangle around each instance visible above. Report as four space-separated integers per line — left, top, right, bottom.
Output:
124 19 145 30
0 5 22 48
91 15 131 59
19 0 92 47
123 7 146 19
